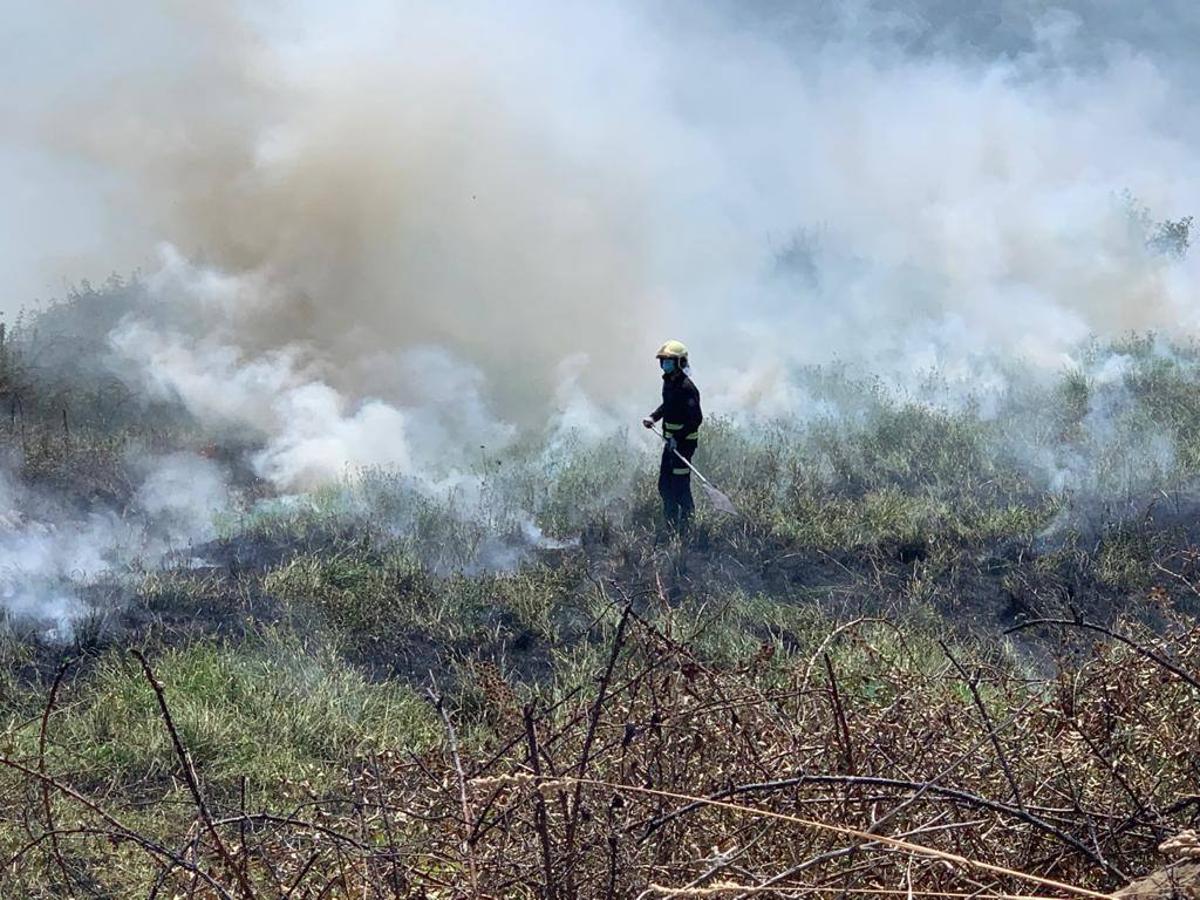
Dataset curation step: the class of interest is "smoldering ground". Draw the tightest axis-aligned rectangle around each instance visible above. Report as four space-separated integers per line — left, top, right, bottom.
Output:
0 451 229 639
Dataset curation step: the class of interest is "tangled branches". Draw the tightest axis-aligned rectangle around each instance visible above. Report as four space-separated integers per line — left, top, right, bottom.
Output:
3 603 1199 897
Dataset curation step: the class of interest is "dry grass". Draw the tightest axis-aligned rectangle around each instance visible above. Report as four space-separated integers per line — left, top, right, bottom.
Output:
3 598 1199 897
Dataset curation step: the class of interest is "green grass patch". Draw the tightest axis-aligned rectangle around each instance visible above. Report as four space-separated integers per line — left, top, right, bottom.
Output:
3 631 438 796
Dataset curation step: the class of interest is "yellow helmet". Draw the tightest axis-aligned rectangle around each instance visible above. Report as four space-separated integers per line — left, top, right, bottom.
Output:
655 339 689 360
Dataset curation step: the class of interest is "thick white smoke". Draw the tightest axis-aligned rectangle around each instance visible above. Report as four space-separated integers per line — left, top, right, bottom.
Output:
0 453 229 639
7 1 1197 439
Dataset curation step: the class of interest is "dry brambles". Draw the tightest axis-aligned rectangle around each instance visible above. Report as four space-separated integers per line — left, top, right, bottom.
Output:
3 595 1200 898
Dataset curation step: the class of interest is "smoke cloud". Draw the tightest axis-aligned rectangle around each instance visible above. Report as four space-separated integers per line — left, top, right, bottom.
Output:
3 2 1195 435
0 453 229 639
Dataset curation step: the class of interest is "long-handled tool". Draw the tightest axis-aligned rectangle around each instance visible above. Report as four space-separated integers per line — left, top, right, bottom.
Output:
651 426 738 515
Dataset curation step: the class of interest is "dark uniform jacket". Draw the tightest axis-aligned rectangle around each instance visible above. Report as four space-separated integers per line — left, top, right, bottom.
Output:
651 372 703 442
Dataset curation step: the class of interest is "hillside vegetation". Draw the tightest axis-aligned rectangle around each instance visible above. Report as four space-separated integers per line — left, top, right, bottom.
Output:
2 285 1200 897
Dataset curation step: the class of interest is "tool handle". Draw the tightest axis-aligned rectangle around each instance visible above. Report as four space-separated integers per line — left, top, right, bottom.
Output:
650 426 711 486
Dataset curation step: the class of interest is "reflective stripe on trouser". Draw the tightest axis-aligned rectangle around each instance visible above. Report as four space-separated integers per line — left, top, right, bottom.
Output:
659 439 697 529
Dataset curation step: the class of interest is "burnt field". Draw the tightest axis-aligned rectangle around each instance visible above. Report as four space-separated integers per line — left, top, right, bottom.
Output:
1 287 1200 897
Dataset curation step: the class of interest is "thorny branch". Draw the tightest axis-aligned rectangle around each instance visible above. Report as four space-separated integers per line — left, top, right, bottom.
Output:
4 614 1197 896
133 648 259 899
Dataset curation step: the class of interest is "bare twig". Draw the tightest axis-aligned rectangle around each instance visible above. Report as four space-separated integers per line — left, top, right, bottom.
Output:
868 698 1038 835
3 826 119 870
575 776 1113 899
524 703 558 900
0 755 235 899
282 852 322 899
369 752 404 897
799 618 871 696
732 818 983 899
132 648 258 899
207 813 371 850
824 653 855 776
1004 618 1200 692
940 641 1024 811
428 683 479 898
639 773 1119 876
38 657 74 891
563 603 633 894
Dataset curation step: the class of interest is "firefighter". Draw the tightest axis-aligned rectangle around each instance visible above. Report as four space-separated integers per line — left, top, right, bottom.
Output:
642 340 703 531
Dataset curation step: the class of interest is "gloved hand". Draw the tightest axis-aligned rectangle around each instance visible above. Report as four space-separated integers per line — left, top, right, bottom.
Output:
666 437 677 452
642 418 655 429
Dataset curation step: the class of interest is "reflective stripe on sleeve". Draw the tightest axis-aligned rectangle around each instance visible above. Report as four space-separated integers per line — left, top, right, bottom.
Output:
672 467 691 476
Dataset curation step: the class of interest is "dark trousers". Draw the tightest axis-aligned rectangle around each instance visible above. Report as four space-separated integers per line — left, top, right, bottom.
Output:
658 439 697 530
